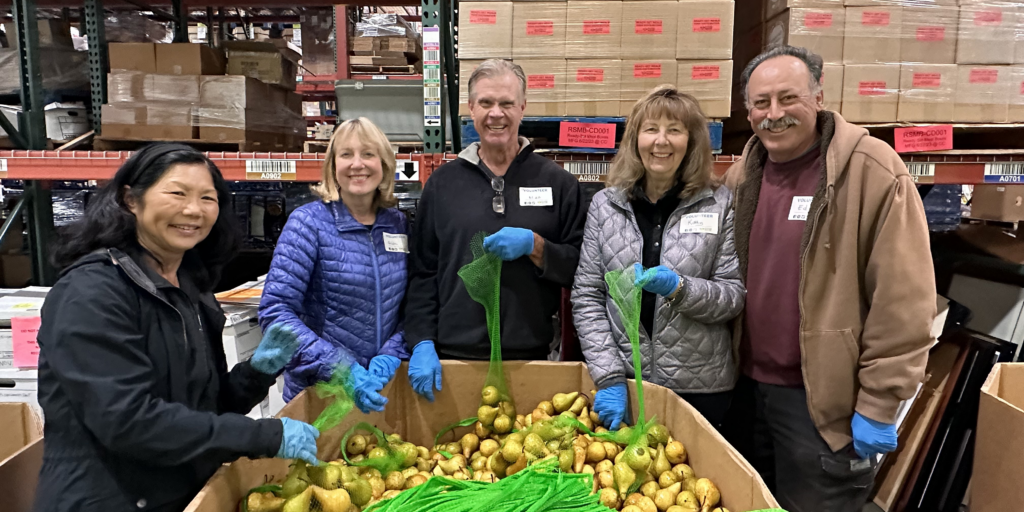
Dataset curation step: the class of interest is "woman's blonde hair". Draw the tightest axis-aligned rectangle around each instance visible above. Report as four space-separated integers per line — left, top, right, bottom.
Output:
607 85 714 200
312 117 398 209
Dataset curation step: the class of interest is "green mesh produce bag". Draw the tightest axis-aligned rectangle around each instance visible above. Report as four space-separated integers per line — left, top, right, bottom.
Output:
310 365 357 433
455 232 516 434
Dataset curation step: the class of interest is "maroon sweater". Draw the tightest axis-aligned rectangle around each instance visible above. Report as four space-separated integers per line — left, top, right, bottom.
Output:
741 144 822 387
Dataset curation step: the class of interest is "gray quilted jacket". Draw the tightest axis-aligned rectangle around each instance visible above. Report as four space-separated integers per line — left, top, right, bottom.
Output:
571 184 745 394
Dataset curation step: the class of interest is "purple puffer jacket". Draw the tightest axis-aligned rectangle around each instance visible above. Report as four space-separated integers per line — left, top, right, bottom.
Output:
259 200 409 401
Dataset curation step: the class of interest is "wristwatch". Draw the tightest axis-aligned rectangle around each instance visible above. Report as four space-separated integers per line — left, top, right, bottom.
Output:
667 276 686 302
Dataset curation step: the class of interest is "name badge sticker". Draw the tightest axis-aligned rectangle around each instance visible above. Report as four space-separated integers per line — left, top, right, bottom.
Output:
520 187 554 206
383 233 409 253
789 196 813 221
680 213 719 234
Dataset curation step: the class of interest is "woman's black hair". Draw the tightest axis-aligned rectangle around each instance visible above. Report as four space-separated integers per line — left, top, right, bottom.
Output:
51 143 242 291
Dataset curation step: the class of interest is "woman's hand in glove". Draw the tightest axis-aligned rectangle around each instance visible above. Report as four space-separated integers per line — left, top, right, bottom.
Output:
634 263 681 297
251 324 300 375
368 355 402 387
593 383 628 430
348 364 389 413
277 418 320 466
408 341 442 402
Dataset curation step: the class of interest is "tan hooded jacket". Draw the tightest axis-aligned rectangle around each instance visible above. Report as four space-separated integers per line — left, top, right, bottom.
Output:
725 111 937 451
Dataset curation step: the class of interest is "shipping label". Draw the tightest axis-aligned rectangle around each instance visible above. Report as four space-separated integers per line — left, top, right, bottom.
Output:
583 20 611 35
633 63 662 79
527 74 556 89
858 81 888 96
916 26 945 41
691 65 720 80
692 18 721 32
470 10 497 24
861 11 890 26
576 68 605 83
912 73 942 88
635 19 663 35
526 20 555 36
804 12 833 28
970 68 1000 84
974 10 1003 26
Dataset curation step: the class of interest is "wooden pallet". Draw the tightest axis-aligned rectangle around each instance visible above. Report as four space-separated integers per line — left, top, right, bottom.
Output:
349 64 419 75
303 140 329 153
94 137 300 153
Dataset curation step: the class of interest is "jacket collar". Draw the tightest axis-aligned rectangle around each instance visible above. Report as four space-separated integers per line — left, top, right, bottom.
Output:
458 136 533 167
105 247 221 313
329 200 402 232
608 184 715 214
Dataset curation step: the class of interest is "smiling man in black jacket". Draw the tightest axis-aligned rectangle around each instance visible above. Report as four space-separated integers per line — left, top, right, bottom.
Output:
406 59 586 401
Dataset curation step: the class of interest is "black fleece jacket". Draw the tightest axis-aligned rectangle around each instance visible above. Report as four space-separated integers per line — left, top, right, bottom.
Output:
406 141 586 359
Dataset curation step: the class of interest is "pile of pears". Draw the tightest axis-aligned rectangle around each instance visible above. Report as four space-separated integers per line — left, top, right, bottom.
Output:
247 388 728 512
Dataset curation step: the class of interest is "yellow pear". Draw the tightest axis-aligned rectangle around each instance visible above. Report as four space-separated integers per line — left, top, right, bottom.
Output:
694 478 720 512
478 405 499 426
311 487 351 512
281 487 312 512
614 460 637 496
552 392 579 413
481 385 500 406
343 478 372 507
460 433 480 458
247 492 285 512
653 444 672 479
665 441 687 465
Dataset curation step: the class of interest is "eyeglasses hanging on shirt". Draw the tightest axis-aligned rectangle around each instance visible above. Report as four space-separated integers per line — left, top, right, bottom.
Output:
492 177 505 214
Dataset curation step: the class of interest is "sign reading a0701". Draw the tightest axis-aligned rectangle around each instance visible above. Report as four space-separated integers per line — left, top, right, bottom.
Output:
245 160 297 181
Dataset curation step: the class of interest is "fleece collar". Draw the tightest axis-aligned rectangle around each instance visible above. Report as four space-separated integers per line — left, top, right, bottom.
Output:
458 136 532 166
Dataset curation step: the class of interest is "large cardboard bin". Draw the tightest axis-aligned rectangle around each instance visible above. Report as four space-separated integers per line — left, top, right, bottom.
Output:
185 361 777 511
0 402 44 512
973 363 1024 512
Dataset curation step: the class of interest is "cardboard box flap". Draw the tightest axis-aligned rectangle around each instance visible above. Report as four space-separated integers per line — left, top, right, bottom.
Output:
975 363 1024 512
0 403 42 463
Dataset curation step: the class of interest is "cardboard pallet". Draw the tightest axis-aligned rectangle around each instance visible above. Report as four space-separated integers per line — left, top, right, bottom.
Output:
349 64 419 74
94 136 301 153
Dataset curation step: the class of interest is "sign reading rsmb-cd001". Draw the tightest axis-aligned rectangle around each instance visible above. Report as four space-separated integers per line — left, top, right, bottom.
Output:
558 122 617 149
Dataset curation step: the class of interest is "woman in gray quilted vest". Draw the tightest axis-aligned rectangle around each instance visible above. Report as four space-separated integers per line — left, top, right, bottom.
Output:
571 86 745 431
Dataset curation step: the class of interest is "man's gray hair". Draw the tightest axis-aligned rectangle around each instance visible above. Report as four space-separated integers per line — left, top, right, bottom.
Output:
467 59 527 103
740 45 824 106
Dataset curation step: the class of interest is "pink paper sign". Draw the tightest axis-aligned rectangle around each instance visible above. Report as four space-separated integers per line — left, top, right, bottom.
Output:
559 122 616 149
894 125 953 153
11 316 41 368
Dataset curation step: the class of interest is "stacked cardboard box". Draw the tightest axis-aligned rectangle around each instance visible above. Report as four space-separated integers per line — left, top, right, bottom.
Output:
349 14 423 75
101 42 305 150
457 0 734 118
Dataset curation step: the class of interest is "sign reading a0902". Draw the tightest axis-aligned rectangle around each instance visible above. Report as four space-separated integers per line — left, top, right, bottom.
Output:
245 160 297 181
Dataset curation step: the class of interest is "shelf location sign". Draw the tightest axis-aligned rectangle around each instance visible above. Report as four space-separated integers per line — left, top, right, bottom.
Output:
245 160 297 181
423 27 442 128
559 121 616 149
894 125 952 153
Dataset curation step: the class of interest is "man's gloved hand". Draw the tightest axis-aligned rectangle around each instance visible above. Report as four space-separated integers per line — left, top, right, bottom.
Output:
593 383 628 430
368 355 402 387
348 364 389 413
634 263 680 297
851 412 898 459
251 324 300 375
408 341 443 402
277 417 321 466
483 227 535 261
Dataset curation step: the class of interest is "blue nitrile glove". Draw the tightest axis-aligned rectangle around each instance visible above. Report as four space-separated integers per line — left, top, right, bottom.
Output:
634 263 680 297
409 341 443 402
594 383 628 430
369 354 402 386
250 324 300 375
483 227 535 261
851 412 898 459
348 364 389 413
277 417 321 466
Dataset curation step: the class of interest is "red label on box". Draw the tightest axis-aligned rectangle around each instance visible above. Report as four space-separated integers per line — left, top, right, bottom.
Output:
12 316 41 368
583 20 611 34
861 11 891 26
916 26 946 42
576 68 605 83
974 10 1003 25
858 81 887 96
913 72 942 88
692 18 721 32
526 20 555 36
692 65 721 80
970 68 1000 84
470 10 497 24
559 121 617 149
528 74 556 89
633 63 662 78
804 12 833 28
1020 81 1024 95
635 19 664 34
894 125 953 153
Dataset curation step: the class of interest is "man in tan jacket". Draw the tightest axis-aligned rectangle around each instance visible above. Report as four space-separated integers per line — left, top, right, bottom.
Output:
723 46 936 512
